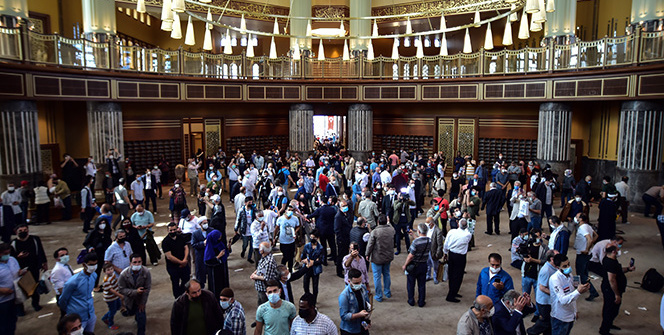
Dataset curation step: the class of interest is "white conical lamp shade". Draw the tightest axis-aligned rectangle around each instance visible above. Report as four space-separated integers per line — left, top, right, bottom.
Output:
463 28 472 53
546 0 555 13
440 14 446 30
503 20 513 46
199 0 211 3
172 0 185 13
530 15 542 32
342 39 350 60
269 36 277 58
525 0 539 14
484 22 493 50
206 9 212 30
240 14 247 33
372 20 378 37
306 20 312 37
518 9 530 39
203 28 212 50
474 11 481 27
224 29 232 54
367 39 374 60
137 0 146 13
535 0 547 23
317 39 325 60
416 36 424 58
161 19 173 32
440 33 448 56
391 37 399 59
161 0 173 31
184 16 195 45
246 37 255 57
293 39 301 60
510 4 519 22
171 13 182 39
406 18 412 34
273 18 279 35
339 21 345 33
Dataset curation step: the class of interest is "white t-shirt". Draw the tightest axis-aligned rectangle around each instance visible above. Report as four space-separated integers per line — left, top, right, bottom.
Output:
179 217 201 234
574 223 593 254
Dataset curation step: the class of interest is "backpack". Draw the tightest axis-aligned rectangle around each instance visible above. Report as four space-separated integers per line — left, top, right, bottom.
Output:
275 170 286 185
174 190 185 206
640 268 664 292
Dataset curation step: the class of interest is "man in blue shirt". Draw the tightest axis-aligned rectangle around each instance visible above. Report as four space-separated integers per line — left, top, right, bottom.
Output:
339 268 371 334
0 243 22 335
59 252 98 334
527 250 558 335
275 206 300 272
476 253 514 305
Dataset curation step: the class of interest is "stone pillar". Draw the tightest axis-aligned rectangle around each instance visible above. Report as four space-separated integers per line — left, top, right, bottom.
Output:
289 0 312 51
537 103 572 177
289 104 314 157
544 0 576 44
0 100 41 189
87 102 123 188
347 104 372 161
617 101 664 210
81 0 116 40
349 0 371 51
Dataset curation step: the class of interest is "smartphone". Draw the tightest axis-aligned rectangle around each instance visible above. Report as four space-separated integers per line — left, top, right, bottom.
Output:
572 275 580 286
629 258 635 267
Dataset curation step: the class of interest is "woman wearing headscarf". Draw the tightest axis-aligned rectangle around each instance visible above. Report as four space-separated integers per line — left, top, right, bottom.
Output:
169 180 187 223
83 218 112 288
204 229 229 298
120 218 146 264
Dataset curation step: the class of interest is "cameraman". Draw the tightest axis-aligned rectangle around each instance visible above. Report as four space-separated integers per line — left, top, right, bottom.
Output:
510 228 529 269
521 228 548 307
393 189 415 255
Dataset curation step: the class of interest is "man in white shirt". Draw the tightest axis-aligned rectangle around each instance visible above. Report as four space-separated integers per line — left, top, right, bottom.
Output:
251 211 271 265
50 247 73 317
130 173 145 207
380 168 392 186
549 254 590 334
263 207 279 237
573 213 599 301
443 218 472 303
234 187 246 215
588 236 624 277
84 156 98 181
614 176 630 224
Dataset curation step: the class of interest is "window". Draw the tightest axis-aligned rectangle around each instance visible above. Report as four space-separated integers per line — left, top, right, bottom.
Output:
434 64 441 79
403 63 410 79
252 63 260 79
230 63 238 79
422 64 429 79
392 63 399 80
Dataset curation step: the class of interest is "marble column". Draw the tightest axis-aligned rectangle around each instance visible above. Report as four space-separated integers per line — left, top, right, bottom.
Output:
537 103 572 177
347 104 373 161
289 0 312 52
0 100 41 189
617 101 664 210
81 0 116 41
349 0 371 51
289 104 314 157
87 102 123 187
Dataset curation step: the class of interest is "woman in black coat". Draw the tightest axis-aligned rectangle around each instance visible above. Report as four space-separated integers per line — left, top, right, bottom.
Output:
83 218 112 288
119 218 147 264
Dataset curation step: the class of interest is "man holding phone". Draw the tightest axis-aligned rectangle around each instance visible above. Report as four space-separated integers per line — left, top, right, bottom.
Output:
476 253 515 305
599 245 634 335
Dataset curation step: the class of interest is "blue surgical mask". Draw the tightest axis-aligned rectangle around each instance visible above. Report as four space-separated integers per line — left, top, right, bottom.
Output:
286 211 293 217
562 267 572 275
351 283 363 291
268 293 281 304
59 255 70 264
0 254 9 262
433 205 439 211
341 206 349 213
220 300 231 309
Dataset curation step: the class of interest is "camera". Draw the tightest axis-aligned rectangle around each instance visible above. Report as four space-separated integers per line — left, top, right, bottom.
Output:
517 242 531 257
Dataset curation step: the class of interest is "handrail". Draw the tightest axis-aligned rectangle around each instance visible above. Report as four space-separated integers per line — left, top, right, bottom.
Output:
2 29 662 80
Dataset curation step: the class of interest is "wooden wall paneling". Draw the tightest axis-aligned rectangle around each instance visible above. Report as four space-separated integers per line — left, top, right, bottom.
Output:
123 120 181 142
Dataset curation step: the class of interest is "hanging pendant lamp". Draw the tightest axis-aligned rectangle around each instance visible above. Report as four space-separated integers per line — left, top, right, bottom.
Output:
372 20 378 37
224 29 233 54
484 22 494 50
240 14 247 34
342 39 350 61
525 0 539 14
273 18 279 35
206 8 212 30
269 36 277 59
246 35 255 57
170 13 182 39
184 16 195 45
416 37 424 58
440 14 446 30
440 32 448 56
535 0 547 23
317 39 325 61
530 14 542 32
161 0 173 31
171 0 185 13
137 0 146 13
293 39 301 60
546 0 555 13
203 28 212 50
503 19 513 46
474 11 481 27
463 28 472 53
367 39 375 60
391 37 399 60
510 4 519 22
406 18 412 34
306 20 312 37
518 9 530 39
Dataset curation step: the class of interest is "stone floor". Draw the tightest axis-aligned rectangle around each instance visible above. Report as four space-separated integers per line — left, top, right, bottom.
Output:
12 185 664 335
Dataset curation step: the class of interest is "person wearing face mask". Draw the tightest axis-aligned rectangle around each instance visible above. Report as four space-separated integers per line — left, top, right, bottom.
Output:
483 183 504 235
250 211 270 266
255 280 297 335
560 170 576 208
141 168 158 214
339 268 371 334
291 292 338 335
112 178 133 229
510 228 530 269
118 254 152 335
456 294 494 335
170 278 224 335
572 213 600 302
477 253 515 305
588 236 625 278
235 196 257 264
83 219 112 288
105 148 122 184
59 252 99 334
251 242 280 306
527 250 558 335
560 192 589 228
599 245 634 335
130 173 145 208
104 229 133 276
546 216 571 256
188 159 203 198
335 200 354 277
191 217 212 287
56 313 83 335
50 247 73 316
130 204 160 266
359 191 380 230
0 242 22 334
218 288 246 335
548 254 590 335
443 218 472 303
307 195 338 266
300 229 326 303
574 175 593 204
492 290 532 335
163 222 191 298
11 224 47 314
449 172 464 202
2 183 23 227
274 205 300 272
597 192 620 241
509 186 530 241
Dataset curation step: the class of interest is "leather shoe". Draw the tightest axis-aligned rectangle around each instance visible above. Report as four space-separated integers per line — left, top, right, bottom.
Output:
446 298 461 303
484 231 493 235
610 325 621 330
455 294 463 298
585 293 599 301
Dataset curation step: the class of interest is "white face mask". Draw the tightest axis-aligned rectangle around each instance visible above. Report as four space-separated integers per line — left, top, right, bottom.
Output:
70 328 84 335
489 267 501 274
202 223 209 230
85 264 97 274
98 224 106 230
487 306 495 317
573 217 579 223
131 265 142 271
174 184 180 188
277 191 284 196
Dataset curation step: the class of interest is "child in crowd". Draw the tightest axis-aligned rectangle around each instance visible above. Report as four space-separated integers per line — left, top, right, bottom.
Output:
101 262 123 330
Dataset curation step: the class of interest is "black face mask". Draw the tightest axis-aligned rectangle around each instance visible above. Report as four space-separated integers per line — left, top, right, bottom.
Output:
298 308 311 319
168 232 177 238
117 238 126 244
18 232 28 239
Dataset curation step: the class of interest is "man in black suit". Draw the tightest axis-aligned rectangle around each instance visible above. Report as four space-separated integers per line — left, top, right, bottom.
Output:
381 183 397 221
141 169 159 214
482 182 504 235
492 289 531 335
276 263 309 304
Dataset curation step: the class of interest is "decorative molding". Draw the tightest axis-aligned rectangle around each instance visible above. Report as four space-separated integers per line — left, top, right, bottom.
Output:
372 0 520 22
312 6 349 20
117 0 291 22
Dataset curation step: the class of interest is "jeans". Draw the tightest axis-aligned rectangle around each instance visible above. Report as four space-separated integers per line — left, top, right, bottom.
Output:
529 216 542 231
657 216 664 250
125 304 146 335
575 253 598 296
371 262 392 300
102 299 122 326
550 318 574 335
527 303 551 335
522 276 538 315
81 312 97 333
166 263 191 298
561 189 574 207
394 223 410 253
241 235 254 261
426 254 439 281
407 262 427 306
0 299 17 335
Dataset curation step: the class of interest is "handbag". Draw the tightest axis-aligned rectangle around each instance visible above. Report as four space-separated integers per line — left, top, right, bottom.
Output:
13 278 26 304
53 196 64 208
406 240 430 273
76 248 88 264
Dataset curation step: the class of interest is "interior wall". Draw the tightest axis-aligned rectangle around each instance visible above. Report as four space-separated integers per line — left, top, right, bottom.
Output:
28 0 60 34
597 0 632 38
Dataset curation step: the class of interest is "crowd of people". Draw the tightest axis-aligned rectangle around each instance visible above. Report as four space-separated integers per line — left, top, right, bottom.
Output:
0 145 663 335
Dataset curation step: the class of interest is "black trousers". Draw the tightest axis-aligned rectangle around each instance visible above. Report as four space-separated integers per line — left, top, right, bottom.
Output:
599 287 621 334
407 262 427 307
510 217 528 240
166 263 191 298
486 212 500 234
527 303 551 335
82 207 96 232
280 242 296 272
144 189 157 212
320 234 337 264
303 272 320 304
336 239 350 276
447 252 466 300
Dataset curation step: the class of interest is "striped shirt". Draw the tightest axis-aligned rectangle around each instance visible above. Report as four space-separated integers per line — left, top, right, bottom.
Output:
102 272 119 302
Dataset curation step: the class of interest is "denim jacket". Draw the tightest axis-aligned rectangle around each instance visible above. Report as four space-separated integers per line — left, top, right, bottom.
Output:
338 284 369 334
301 242 325 276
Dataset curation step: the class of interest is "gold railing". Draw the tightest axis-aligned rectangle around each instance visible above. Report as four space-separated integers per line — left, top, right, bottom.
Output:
2 29 662 80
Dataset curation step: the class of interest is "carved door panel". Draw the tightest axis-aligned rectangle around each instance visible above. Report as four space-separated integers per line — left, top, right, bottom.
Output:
437 117 478 169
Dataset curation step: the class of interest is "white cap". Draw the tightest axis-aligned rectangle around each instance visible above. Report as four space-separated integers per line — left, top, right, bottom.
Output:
211 194 221 203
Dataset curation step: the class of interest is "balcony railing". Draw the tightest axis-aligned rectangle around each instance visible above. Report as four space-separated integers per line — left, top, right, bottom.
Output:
1 28 662 80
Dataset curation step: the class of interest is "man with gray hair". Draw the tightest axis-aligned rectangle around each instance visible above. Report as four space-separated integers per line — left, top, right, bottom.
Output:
358 191 380 229
444 218 472 303
492 289 531 335
482 182 504 235
402 223 431 307
250 241 279 306
457 294 495 335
